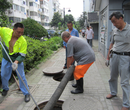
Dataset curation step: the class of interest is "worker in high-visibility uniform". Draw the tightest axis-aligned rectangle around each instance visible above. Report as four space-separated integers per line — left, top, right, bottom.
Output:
61 31 95 94
0 23 30 102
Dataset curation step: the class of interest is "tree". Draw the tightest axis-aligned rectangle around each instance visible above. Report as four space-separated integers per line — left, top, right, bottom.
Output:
0 0 12 27
50 12 62 28
0 0 12 15
65 14 74 23
22 18 48 38
73 21 80 32
78 12 87 29
61 14 75 29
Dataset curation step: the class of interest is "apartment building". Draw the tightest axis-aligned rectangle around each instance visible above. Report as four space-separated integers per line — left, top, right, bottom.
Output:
7 0 61 29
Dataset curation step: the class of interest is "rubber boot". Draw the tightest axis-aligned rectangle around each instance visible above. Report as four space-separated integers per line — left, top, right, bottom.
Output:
71 78 84 94
72 80 78 88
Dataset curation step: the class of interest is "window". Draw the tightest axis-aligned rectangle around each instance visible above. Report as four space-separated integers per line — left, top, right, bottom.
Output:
9 17 14 23
14 17 21 22
21 7 25 13
23 1 26 5
38 13 41 18
40 1 43 4
29 2 37 7
26 0 28 6
14 4 20 11
30 11 37 16
22 18 25 21
41 15 45 19
29 2 33 6
9 17 21 23
34 2 37 7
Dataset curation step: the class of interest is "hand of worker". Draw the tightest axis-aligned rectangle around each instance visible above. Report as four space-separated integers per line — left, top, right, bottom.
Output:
105 59 109 67
12 63 18 71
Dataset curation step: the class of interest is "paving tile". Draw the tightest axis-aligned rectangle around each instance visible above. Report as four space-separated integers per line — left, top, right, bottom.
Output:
0 39 126 110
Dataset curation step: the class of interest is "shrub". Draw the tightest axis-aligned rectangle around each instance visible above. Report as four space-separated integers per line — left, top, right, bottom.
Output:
23 36 63 72
22 18 48 38
0 36 63 88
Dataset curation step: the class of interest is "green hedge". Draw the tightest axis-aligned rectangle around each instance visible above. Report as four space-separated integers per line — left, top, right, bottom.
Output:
0 36 63 73
22 18 48 38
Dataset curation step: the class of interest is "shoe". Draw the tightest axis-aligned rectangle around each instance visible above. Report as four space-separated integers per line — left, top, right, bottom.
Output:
121 107 129 110
25 94 30 102
106 94 117 99
63 66 67 69
72 84 77 88
71 89 83 94
2 90 8 96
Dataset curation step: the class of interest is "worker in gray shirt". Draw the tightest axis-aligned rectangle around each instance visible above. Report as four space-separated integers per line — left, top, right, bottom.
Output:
61 31 95 94
106 12 130 110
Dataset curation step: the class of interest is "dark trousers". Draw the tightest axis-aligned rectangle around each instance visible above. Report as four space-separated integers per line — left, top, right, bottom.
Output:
87 39 92 47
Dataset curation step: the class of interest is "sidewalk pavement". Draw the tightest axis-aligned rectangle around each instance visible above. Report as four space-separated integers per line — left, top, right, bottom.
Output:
0 36 124 110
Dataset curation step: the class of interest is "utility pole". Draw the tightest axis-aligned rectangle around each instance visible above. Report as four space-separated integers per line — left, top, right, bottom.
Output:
64 8 65 30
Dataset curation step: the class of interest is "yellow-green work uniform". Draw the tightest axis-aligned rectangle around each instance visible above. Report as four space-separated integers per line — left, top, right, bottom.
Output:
0 27 29 95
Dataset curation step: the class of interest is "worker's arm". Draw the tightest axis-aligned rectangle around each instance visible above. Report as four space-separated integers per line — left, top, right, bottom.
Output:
63 41 66 49
67 56 74 68
107 43 113 60
15 40 27 63
85 32 87 39
92 33 94 39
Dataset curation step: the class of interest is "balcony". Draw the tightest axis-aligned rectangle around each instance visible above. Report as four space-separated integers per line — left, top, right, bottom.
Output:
94 0 102 11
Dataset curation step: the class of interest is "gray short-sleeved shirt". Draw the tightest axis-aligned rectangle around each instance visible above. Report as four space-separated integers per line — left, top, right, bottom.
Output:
67 36 95 65
111 23 130 52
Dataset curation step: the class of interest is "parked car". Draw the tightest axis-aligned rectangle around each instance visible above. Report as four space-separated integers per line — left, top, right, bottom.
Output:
47 30 56 36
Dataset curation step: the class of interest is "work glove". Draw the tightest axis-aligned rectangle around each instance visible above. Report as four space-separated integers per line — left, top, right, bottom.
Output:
105 59 109 67
12 63 18 71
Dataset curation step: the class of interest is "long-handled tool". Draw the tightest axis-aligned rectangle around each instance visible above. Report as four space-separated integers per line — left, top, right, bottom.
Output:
43 65 75 110
0 39 40 110
12 73 20 91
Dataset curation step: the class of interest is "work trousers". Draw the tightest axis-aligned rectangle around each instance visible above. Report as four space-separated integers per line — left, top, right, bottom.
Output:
1 58 29 95
87 39 92 47
109 53 130 108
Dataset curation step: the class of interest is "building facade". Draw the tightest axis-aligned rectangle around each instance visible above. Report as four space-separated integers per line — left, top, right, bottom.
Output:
83 0 89 12
94 0 130 58
7 0 61 29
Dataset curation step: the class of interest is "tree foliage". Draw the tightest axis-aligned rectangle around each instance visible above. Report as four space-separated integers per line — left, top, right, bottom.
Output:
64 14 74 23
0 0 12 27
50 12 75 29
22 18 48 38
50 12 62 28
78 12 87 29
0 0 12 15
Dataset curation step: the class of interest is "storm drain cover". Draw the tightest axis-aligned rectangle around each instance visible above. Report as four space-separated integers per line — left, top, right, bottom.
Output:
42 67 63 75
62 96 103 110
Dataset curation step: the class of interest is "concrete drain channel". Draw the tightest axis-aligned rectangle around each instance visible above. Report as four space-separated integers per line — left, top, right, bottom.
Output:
34 100 64 110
